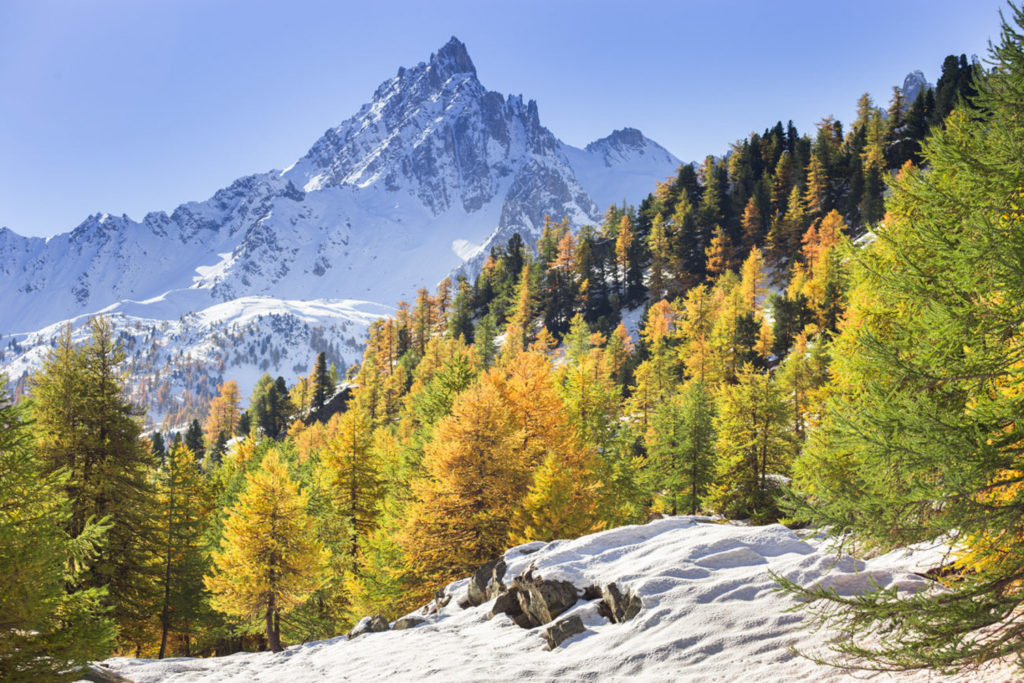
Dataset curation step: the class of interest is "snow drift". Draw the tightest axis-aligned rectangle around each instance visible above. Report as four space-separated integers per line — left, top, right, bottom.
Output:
102 517 1010 682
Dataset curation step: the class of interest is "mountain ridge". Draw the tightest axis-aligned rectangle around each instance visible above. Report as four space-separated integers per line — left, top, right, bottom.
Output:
0 37 680 423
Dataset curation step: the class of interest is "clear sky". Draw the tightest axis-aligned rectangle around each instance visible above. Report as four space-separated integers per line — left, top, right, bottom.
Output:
0 0 1007 238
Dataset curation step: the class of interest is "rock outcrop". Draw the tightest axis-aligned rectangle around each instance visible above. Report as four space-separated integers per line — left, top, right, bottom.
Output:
544 615 586 650
348 615 389 639
597 583 643 624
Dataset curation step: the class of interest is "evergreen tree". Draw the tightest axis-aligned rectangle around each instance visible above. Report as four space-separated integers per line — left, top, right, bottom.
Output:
151 431 166 463
473 311 498 369
206 450 329 653
448 278 475 342
32 317 159 650
784 12 1024 670
184 419 205 461
671 191 705 284
312 352 330 411
0 379 116 680
647 380 716 515
237 411 252 438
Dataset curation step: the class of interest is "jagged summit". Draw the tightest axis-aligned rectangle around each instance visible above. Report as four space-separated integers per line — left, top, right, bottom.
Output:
901 70 932 105
429 36 477 79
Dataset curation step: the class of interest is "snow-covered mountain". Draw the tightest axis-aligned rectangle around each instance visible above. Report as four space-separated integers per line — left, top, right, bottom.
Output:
0 37 680 422
901 69 933 105
99 516 1010 682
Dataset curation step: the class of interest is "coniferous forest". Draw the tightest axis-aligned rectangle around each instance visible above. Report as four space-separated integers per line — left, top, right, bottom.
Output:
4 6 1024 680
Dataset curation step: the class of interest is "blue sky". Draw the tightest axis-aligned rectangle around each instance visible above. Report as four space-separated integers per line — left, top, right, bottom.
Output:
0 0 1006 238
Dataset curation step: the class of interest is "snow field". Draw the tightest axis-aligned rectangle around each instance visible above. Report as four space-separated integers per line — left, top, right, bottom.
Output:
104 517 1013 682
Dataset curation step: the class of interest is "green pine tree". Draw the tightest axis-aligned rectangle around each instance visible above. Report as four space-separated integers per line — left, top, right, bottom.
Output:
0 377 116 680
783 8 1024 671
647 380 716 515
155 442 212 658
31 317 159 651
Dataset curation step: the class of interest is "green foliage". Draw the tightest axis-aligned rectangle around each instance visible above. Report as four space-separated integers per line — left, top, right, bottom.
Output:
184 419 205 460
785 7 1024 670
647 380 716 515
31 317 159 650
0 379 116 680
708 365 792 522
312 351 330 411
155 442 213 658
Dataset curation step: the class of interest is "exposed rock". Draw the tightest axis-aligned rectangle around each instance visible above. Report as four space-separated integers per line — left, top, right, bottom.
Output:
464 557 506 607
544 615 586 650
486 558 508 599
76 664 134 682
393 616 427 630
348 614 390 639
488 587 524 621
514 575 579 628
424 589 453 615
581 584 602 601
597 583 642 624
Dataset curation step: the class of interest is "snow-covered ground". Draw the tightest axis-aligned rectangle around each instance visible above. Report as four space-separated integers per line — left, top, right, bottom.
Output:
101 517 1016 682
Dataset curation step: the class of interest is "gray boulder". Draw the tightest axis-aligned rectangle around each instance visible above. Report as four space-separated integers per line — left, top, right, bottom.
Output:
544 614 585 650
348 614 390 639
423 589 452 615
393 616 426 630
488 587 524 621
514 575 579 628
464 557 507 607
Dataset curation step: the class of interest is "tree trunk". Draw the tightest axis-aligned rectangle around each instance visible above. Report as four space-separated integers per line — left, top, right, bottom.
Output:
266 596 282 652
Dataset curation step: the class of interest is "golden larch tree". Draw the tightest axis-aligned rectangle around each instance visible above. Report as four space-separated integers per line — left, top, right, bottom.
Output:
205 450 329 652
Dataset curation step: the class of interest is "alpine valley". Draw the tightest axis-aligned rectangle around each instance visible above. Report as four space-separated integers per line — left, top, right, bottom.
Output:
0 37 679 427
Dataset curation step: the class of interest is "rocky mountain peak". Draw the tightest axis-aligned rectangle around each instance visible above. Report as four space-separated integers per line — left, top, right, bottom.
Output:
901 70 932 105
586 127 646 152
429 36 477 80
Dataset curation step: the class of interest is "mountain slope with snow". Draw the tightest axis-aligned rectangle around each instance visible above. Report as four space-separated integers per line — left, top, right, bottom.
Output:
0 38 679 414
1 296 386 428
102 517 1012 682
0 38 679 334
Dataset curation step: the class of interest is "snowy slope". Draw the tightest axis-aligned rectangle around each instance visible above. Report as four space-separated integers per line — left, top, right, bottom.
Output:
100 517 1013 682
0 37 679 404
0 297 387 428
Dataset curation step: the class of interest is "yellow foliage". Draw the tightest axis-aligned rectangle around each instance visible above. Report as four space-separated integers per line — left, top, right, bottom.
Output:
205 450 329 622
204 379 241 445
